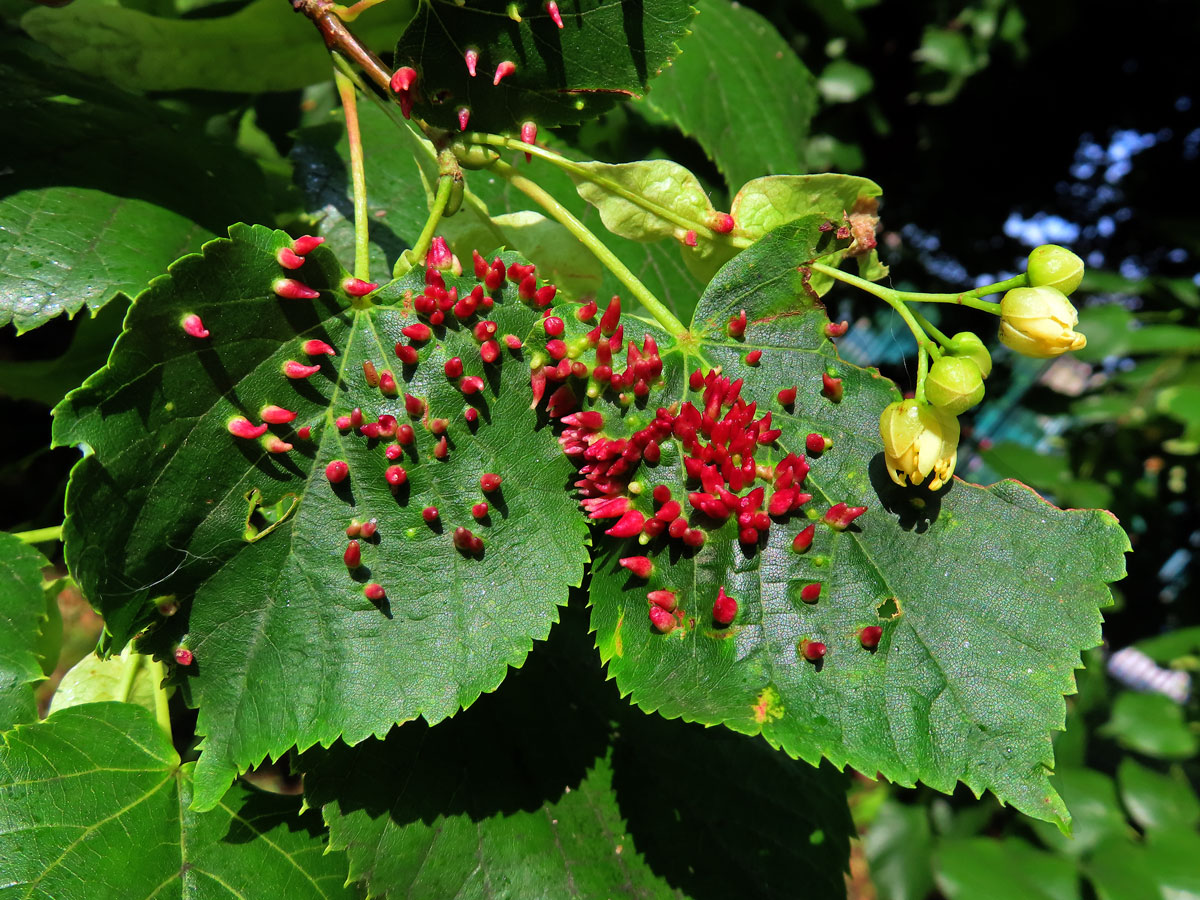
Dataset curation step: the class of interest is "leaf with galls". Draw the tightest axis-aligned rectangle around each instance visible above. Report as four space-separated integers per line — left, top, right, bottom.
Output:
52 224 587 810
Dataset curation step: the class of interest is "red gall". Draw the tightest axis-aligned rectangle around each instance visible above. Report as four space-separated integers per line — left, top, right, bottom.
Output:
181 314 209 339
619 556 653 578
648 589 677 611
712 588 737 626
364 583 386 602
174 648 194 666
493 60 516 85
325 460 349 484
302 339 335 356
283 361 321 379
227 417 268 440
273 278 320 300
276 247 306 270
860 626 883 650
292 235 324 255
344 540 362 568
343 278 378 297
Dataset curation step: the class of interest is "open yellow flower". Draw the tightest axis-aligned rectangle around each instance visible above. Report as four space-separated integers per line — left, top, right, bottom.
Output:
879 399 959 490
999 286 1087 358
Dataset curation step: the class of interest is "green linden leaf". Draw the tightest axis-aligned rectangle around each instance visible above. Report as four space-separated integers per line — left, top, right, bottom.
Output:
934 837 1079 900
20 0 418 93
52 224 587 810
391 0 696 134
0 42 273 333
0 532 52 731
640 0 818 190
300 606 852 899
0 701 359 899
525 221 1127 825
47 648 158 716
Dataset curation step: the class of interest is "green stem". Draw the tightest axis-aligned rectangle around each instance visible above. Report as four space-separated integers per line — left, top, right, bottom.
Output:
808 261 940 358
403 176 455 274
911 309 951 347
916 346 930 403
333 62 370 281
14 525 62 544
891 273 1026 313
471 134 754 251
491 159 689 339
148 657 172 740
116 648 144 704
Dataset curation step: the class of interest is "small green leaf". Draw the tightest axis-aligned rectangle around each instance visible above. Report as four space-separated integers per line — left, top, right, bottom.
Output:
47 648 158 716
1100 691 1198 760
571 159 720 243
818 59 874 104
52 225 588 810
642 0 818 189
935 838 1080 900
730 174 882 241
582 224 1129 825
20 0 418 93
0 701 358 898
0 44 272 332
1117 757 1200 832
0 532 52 731
301 609 853 899
863 800 935 900
391 0 696 133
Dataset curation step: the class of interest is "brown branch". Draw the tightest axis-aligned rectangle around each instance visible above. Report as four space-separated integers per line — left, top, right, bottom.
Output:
290 0 393 93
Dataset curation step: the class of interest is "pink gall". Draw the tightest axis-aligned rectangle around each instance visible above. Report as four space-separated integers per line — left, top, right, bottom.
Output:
343 278 379 297
325 460 349 484
291 235 325 255
493 60 516 85
860 626 883 650
181 314 209 339
619 556 653 578
227 417 268 440
712 588 737 626
303 339 336 356
276 247 306 270
273 278 320 300
260 405 297 425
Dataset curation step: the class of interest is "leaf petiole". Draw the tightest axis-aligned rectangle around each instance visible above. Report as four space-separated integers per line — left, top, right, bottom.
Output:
808 261 940 360
333 59 371 282
469 134 754 250
397 174 455 278
490 159 689 339
13 525 62 544
147 656 172 741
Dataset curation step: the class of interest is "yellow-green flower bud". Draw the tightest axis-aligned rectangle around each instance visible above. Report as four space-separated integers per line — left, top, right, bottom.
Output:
942 331 992 379
1027 244 1085 295
925 356 985 415
999 286 1087 359
879 399 959 491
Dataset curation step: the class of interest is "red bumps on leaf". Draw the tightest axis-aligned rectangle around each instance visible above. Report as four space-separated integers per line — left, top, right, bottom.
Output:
325 460 349 484
619 556 653 578
806 433 832 455
689 369 704 391
427 236 455 271
335 416 352 431
273 278 320 300
444 357 464 379
545 339 567 361
605 509 646 538
577 299 597 322
520 121 537 162
422 506 439 523
428 418 448 435
777 385 797 406
227 417 268 440
480 339 500 363
683 230 698 247
404 394 425 417
395 344 419 365
648 589 677 611
544 316 565 337
343 278 379 297
434 436 449 458
727 310 747 338
493 60 516 85
600 297 621 336
649 605 676 633
377 415 397 438
534 285 557 306
303 339 335 356
385 444 402 460
292 235 325 255
473 320 499 341
277 247 306 270
465 407 478 424
708 212 735 234
460 376 484 395
652 484 672 503
745 350 762 366
364 583 386 602
457 106 471 131
260 405 296 425
379 371 398 396
825 320 849 338
472 502 489 519
561 410 604 430
362 360 379 387
174 648 194 666
360 518 378 538
822 372 843 402
480 473 502 492
824 502 867 530
802 640 827 662
298 426 312 440
346 519 362 537
667 517 688 539
484 262 505 291
683 528 706 548
545 1 564 27
800 583 821 603
429 310 445 326
280 362 319 379
738 526 759 545
504 334 523 350
453 525 481 552
390 66 417 93
397 423 415 444
402 323 432 341
344 540 362 568
860 626 883 649
385 464 407 487
350 408 364 428
713 588 737 626
465 48 479 77
263 435 293 453
181 314 209 338
472 250 488 280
